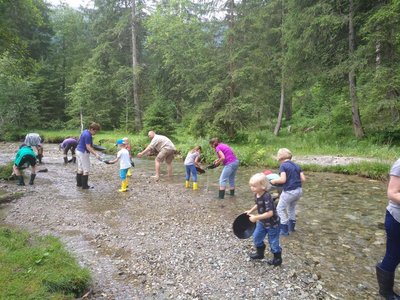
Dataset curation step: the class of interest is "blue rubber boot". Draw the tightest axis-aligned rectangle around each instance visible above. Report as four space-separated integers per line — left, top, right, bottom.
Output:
280 223 289 236
288 219 296 232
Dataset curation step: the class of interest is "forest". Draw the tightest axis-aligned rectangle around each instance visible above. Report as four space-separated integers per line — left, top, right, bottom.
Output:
1 0 400 145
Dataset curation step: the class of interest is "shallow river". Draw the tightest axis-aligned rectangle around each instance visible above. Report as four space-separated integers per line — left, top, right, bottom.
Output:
0 143 395 299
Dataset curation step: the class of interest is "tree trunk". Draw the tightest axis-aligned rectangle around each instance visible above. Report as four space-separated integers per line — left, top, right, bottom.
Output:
274 75 285 136
348 0 364 138
274 0 285 136
131 0 142 131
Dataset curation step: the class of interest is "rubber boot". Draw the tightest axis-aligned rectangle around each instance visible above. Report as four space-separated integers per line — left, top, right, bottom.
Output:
288 219 296 232
267 252 282 266
376 264 400 299
218 190 225 199
72 157 76 163
63 157 68 164
193 182 198 190
119 180 127 192
280 223 289 236
76 173 82 187
249 244 266 260
37 154 43 164
230 189 235 196
127 168 132 177
17 175 25 186
185 180 190 188
29 174 36 185
81 175 92 189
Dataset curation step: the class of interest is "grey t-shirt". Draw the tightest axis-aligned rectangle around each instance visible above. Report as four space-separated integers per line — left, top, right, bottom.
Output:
388 158 400 222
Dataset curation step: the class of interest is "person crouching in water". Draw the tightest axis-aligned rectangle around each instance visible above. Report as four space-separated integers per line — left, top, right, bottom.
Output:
105 139 132 192
245 173 282 266
184 146 202 190
13 145 37 186
60 137 78 164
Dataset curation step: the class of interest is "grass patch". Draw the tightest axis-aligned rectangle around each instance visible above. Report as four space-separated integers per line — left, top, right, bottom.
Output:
0 227 91 299
0 162 13 180
19 129 400 179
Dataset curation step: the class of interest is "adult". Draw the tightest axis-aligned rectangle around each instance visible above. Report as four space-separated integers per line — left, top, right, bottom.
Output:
24 133 43 164
60 137 78 164
137 131 176 179
76 122 101 189
13 145 37 186
209 138 239 199
376 158 400 299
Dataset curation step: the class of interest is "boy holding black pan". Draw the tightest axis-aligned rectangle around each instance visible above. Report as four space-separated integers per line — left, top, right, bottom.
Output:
245 172 282 266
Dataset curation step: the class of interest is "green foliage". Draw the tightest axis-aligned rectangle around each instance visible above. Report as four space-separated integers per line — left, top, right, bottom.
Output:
142 92 176 136
0 162 14 180
0 227 91 299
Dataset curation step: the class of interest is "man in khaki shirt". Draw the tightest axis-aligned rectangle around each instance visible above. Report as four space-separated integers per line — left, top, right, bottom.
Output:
137 131 176 179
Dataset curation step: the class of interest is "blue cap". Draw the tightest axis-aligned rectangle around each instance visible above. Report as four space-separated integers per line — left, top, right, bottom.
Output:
116 139 123 145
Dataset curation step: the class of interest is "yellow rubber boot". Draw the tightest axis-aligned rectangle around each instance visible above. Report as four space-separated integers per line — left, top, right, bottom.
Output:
119 180 127 192
185 180 190 188
127 168 132 177
193 182 198 190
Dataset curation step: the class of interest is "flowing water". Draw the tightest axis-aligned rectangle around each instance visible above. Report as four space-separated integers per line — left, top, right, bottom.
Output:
0 143 395 298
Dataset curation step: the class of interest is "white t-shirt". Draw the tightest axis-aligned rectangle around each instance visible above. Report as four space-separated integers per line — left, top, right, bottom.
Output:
388 158 400 222
184 151 199 165
117 148 132 170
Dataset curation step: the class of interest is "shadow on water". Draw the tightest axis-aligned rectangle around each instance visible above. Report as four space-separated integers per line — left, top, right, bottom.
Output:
0 143 394 298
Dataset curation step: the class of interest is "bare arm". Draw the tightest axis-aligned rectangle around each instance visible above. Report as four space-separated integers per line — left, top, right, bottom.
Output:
387 175 400 205
249 211 274 223
300 171 306 182
271 172 287 185
86 144 100 159
137 145 152 157
214 150 225 165
245 204 258 215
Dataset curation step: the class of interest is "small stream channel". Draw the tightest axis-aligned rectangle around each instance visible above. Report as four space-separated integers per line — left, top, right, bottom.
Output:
0 142 395 298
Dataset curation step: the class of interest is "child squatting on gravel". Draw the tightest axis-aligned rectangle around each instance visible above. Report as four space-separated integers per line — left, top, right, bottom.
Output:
245 173 282 266
104 139 132 192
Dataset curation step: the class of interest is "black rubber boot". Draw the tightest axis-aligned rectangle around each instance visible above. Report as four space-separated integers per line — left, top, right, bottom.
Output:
81 175 92 189
218 190 225 199
37 154 43 164
267 252 282 266
72 157 76 163
17 175 25 186
63 157 68 164
76 173 83 187
249 244 266 260
29 174 36 185
230 189 235 196
376 264 400 299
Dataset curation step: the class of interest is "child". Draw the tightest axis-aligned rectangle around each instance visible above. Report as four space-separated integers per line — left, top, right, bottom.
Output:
122 137 134 176
59 137 78 164
245 173 282 266
270 148 306 236
105 139 132 192
13 144 37 186
184 146 202 190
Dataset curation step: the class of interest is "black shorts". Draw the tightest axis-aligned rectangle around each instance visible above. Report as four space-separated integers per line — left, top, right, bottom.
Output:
16 155 36 169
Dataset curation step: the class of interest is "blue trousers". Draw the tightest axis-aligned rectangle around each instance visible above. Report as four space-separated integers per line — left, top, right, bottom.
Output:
185 165 197 182
253 222 282 254
380 210 400 272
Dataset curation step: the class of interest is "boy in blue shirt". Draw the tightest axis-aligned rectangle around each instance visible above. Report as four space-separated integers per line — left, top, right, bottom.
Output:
270 148 306 236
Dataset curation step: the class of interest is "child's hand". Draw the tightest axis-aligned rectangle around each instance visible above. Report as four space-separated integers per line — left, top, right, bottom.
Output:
244 210 252 215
